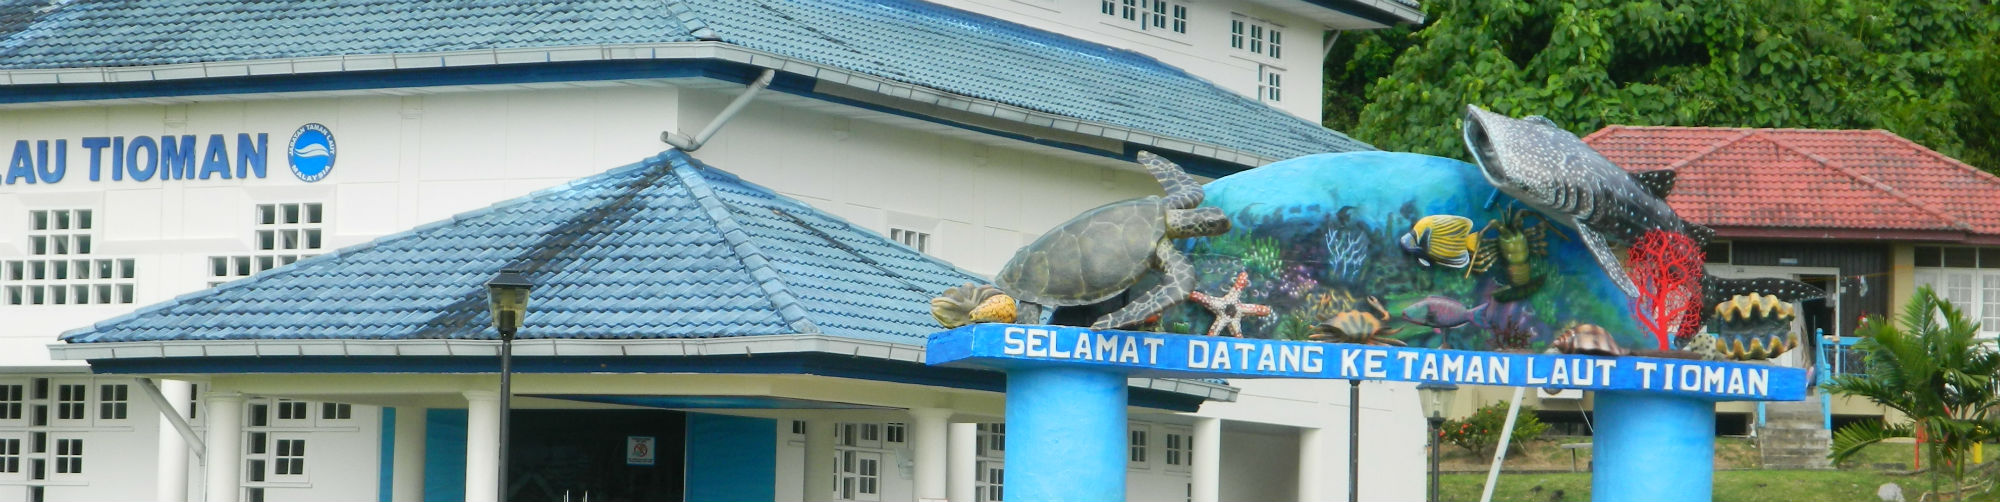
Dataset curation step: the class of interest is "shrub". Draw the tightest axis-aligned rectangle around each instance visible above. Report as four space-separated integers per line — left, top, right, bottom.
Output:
1439 402 1549 457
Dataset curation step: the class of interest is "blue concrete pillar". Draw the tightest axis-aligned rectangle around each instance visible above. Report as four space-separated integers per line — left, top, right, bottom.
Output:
1004 366 1128 502
1592 392 1715 502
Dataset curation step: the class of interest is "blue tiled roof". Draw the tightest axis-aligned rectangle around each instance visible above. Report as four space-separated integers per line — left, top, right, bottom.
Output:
0 0 1371 161
61 150 984 344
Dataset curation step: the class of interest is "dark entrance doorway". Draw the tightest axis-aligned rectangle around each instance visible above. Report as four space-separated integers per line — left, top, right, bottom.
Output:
508 409 687 502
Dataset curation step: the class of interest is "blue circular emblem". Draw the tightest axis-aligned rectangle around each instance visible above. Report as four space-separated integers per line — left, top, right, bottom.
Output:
288 123 336 182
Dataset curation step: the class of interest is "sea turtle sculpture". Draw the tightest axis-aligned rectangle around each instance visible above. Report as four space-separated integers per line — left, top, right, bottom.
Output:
995 151 1230 330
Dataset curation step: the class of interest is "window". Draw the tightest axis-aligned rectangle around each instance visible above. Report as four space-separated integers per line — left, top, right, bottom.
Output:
272 439 305 477
838 450 882 501
0 437 19 475
1913 246 2000 339
211 203 325 286
1163 429 1192 471
839 423 883 449
4 209 134 305
977 423 1005 457
0 384 21 421
975 423 1005 502
1258 66 1283 103
885 422 905 444
319 402 351 421
54 384 84 421
52 438 80 475
97 384 126 420
1104 0 1187 34
1128 424 1149 467
1230 15 1283 59
791 420 806 435
274 400 308 422
890 228 931 254
978 461 1005 502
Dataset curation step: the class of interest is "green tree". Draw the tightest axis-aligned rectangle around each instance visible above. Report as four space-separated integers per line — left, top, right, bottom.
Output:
1323 0 2000 173
1824 286 2000 499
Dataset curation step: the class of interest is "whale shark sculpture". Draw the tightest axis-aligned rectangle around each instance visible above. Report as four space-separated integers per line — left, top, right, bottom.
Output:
1460 105 1824 311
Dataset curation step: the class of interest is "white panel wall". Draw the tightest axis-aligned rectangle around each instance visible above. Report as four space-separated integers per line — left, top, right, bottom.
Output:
934 0 1330 121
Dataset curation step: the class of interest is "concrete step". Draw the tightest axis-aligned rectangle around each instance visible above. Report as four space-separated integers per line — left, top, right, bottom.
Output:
1760 452 1834 470
1759 429 1831 441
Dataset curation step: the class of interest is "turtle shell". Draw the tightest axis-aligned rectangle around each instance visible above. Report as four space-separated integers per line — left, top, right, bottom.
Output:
995 197 1168 306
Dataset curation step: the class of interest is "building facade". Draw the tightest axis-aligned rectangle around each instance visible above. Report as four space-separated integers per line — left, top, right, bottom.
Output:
0 1 1426 501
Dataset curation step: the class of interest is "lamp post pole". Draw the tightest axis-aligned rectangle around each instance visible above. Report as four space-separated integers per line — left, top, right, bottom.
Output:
498 329 513 502
1348 379 1360 502
1428 416 1443 502
486 268 531 502
1416 381 1458 502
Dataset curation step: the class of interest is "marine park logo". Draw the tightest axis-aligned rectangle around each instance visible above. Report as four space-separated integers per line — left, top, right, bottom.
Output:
287 123 336 183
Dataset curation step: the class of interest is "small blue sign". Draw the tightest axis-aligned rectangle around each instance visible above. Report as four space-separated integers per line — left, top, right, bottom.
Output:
287 123 335 182
927 324 1807 401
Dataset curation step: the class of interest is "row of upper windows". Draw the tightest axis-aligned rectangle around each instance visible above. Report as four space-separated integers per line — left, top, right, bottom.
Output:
1094 2 1290 104
2 203 326 305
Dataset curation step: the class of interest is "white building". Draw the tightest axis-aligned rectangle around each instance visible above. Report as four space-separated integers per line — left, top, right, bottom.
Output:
0 1 1427 501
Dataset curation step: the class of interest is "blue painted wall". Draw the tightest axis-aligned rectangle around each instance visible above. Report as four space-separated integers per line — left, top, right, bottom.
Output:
683 413 776 502
425 409 468 502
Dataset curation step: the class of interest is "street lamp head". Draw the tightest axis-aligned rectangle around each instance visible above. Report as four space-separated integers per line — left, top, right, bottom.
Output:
486 268 532 339
1415 382 1459 422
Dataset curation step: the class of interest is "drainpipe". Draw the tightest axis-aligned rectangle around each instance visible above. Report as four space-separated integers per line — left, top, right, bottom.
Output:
662 69 777 152
136 377 206 462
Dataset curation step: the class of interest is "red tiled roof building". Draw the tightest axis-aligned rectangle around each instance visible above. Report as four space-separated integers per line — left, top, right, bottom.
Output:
1583 126 2000 244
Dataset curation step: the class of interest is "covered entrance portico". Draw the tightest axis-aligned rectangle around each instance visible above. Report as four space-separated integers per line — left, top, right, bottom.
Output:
48 150 1243 502
58 337 1227 502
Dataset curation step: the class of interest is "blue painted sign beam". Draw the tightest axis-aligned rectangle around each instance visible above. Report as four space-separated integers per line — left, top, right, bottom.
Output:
927 324 1807 402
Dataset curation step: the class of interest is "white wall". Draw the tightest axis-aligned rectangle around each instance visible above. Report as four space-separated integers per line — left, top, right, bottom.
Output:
933 0 1330 122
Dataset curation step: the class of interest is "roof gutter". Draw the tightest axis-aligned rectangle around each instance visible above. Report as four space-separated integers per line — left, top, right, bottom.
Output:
48 334 1239 402
0 42 1292 170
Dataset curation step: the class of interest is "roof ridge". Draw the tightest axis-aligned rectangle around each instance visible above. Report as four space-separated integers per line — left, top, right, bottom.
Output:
658 0 720 40
1758 133 1970 231
1664 129 1757 171
666 150 822 334
1867 129 2000 189
1578 125 1622 143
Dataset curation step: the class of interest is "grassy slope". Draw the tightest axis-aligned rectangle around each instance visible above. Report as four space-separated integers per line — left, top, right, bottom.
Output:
1435 440 1999 502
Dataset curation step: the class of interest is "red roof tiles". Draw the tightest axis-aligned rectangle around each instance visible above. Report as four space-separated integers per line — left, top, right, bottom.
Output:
1583 126 2000 243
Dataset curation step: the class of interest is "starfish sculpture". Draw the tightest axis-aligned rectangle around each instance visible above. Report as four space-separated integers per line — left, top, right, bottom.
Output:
1188 271 1272 337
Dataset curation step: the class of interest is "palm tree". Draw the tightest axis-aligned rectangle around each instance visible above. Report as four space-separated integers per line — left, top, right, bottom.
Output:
1825 286 2000 499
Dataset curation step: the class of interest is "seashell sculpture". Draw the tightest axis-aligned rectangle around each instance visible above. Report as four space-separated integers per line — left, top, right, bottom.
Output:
930 283 1015 328
1709 293 1799 360
1552 324 1627 356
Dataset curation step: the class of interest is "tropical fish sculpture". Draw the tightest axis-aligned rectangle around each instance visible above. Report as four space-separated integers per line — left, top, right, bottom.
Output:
1399 215 1479 268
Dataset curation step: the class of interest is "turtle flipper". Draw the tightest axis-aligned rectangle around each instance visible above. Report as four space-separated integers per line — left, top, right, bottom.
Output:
1015 301 1044 325
1138 151 1204 209
1093 241 1194 330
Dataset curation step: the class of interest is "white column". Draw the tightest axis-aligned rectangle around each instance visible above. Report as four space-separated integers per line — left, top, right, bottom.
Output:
1298 427 1325 502
463 391 501 502
155 379 192 502
804 420 837 502
392 407 429 502
203 391 245 502
908 409 952 502
947 423 977 502
1192 417 1222 502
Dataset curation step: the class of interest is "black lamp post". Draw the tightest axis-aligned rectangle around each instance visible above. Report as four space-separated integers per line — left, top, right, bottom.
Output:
486 269 531 502
1416 382 1459 502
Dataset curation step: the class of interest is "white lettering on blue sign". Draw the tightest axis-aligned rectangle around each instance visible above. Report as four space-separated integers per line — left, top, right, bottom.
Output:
934 324 1807 401
2 125 335 185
